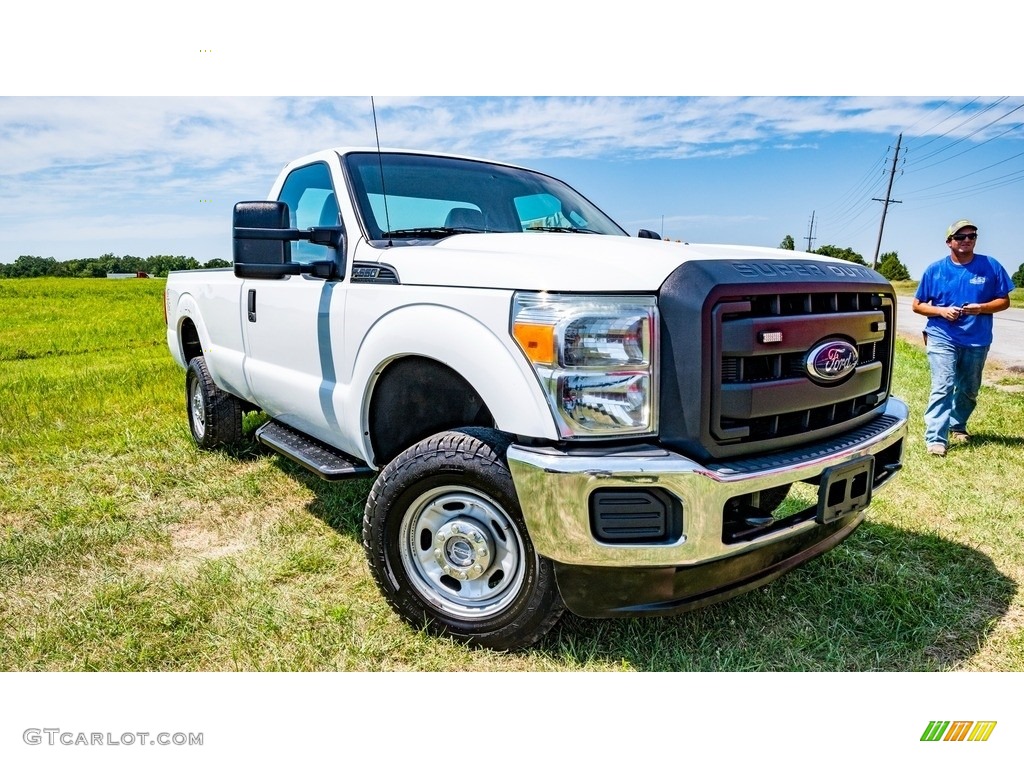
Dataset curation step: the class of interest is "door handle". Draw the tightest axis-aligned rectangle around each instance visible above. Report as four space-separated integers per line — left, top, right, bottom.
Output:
247 289 257 322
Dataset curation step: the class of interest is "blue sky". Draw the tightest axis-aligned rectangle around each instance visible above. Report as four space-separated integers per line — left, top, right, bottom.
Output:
3 3 1022 281
3 95 1022 280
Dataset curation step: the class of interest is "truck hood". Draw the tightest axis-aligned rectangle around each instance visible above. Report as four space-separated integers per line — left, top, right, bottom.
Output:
357 233 873 292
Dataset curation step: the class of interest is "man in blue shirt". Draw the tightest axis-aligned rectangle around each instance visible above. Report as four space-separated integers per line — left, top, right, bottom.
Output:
912 219 1014 456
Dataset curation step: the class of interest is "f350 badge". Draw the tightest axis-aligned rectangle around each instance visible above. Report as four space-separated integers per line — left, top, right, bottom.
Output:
806 340 858 383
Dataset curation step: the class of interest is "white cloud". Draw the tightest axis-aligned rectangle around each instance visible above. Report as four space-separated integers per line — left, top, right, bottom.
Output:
5 96 1013 183
3 96 1021 265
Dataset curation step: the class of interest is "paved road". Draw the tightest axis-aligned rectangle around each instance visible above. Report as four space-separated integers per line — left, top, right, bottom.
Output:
895 296 1024 371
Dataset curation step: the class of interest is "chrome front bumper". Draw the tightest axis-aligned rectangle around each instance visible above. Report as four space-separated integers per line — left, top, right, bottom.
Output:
507 397 908 570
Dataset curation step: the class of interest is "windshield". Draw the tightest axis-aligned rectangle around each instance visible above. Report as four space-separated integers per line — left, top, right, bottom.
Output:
343 152 628 241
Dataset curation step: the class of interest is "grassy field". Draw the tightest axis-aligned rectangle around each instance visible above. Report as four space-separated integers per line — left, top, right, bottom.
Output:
2 277 1023 671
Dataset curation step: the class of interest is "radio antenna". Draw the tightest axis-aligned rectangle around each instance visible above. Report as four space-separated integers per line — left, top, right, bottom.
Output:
371 97 393 246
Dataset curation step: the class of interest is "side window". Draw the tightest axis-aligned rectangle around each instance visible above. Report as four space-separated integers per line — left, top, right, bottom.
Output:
277 163 341 264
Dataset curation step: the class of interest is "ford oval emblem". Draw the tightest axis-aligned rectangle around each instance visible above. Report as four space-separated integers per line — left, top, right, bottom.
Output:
805 340 859 383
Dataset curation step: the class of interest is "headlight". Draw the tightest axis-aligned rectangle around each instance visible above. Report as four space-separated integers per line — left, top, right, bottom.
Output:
512 292 658 438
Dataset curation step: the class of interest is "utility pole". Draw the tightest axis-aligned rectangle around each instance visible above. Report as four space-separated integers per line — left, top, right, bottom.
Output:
871 133 903 270
804 210 816 252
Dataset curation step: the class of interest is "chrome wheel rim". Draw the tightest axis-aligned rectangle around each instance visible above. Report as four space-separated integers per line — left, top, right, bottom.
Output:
399 485 526 620
189 378 206 439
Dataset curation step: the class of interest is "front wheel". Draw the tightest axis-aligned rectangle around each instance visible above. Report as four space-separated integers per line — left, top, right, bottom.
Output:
362 428 564 650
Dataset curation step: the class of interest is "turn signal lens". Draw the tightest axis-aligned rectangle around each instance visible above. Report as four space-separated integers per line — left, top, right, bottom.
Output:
512 322 555 365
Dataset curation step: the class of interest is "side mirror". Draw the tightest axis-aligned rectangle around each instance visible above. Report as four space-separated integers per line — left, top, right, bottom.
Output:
637 229 662 240
233 201 301 279
232 201 346 280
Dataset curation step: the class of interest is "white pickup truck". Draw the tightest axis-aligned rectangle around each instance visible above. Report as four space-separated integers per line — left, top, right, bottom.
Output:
165 147 908 649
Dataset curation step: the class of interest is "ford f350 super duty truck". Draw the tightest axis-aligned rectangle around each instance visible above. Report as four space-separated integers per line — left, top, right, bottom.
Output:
165 147 908 649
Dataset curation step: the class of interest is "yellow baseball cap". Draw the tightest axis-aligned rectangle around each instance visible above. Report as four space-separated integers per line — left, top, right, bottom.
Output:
946 219 977 239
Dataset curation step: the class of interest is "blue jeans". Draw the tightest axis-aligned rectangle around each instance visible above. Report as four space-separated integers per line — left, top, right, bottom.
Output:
923 336 989 445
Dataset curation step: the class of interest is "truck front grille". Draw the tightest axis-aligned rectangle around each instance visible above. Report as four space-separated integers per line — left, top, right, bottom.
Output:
713 291 893 446
657 259 897 461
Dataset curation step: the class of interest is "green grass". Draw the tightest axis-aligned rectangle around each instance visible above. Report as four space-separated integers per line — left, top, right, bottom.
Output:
2 277 1023 671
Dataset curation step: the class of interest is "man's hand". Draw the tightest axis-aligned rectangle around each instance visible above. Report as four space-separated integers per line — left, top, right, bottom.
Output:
937 305 963 321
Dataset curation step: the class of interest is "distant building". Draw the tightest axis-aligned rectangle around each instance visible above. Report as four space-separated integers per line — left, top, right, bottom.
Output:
107 272 150 279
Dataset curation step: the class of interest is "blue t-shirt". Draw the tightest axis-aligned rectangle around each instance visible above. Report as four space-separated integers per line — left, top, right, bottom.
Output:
915 253 1014 346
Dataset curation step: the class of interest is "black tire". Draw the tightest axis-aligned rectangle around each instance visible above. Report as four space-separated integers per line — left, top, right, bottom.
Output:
185 356 244 449
363 428 565 650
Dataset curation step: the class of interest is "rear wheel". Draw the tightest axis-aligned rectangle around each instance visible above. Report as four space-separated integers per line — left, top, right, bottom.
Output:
363 428 564 650
185 356 244 449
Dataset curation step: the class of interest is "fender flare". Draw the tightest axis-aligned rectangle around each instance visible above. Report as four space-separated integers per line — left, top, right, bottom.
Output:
169 292 212 365
346 303 559 462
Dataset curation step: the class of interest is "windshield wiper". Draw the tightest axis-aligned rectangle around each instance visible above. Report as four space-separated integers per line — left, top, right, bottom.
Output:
380 227 486 239
525 226 600 234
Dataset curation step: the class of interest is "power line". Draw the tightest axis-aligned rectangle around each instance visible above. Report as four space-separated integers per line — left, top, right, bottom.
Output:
872 97 1024 227
817 147 889 218
905 100 1023 169
905 167 1024 203
815 153 891 240
903 97 987 153
899 97 954 137
810 99 1022 259
902 148 1024 195
824 193 886 243
906 119 1024 174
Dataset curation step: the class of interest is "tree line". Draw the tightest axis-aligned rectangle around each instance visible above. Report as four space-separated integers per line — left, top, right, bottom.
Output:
779 234 1024 288
779 235 912 280
0 253 230 279
5 246 1024 289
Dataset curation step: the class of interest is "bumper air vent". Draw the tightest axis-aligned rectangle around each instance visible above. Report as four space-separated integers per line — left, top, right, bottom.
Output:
589 488 682 544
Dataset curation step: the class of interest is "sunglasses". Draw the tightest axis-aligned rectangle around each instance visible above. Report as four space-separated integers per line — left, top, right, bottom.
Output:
950 233 978 242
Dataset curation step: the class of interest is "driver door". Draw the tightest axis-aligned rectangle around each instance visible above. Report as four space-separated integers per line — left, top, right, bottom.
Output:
241 162 348 439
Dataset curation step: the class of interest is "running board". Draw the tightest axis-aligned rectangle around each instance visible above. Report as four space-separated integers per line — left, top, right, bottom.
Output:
255 420 375 481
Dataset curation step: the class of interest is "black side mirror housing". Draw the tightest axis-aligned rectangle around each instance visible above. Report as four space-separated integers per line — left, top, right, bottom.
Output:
233 202 300 279
232 201 345 280
637 229 662 240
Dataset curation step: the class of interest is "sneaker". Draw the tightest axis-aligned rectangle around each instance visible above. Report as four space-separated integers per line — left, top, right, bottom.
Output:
927 443 947 457
949 431 970 444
